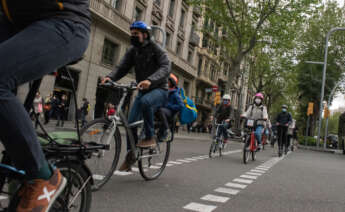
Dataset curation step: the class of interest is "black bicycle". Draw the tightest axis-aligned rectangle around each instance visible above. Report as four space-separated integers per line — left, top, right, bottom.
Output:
209 121 229 158
81 80 175 190
0 61 108 211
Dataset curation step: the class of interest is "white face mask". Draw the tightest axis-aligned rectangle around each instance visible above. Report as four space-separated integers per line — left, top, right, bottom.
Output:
255 99 262 104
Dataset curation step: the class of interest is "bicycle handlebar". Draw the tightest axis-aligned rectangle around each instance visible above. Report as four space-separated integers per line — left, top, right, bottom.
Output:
101 80 137 90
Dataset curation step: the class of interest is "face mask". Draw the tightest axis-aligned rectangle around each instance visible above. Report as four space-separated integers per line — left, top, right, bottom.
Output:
255 99 262 105
282 108 287 112
130 36 141 47
223 100 230 105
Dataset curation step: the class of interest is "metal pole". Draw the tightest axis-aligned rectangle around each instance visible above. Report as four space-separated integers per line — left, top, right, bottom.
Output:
316 27 345 148
306 115 310 145
324 117 329 149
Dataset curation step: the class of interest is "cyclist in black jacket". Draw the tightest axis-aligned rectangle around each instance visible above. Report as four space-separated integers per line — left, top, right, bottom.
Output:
276 104 292 156
214 94 233 143
102 21 171 171
0 0 90 211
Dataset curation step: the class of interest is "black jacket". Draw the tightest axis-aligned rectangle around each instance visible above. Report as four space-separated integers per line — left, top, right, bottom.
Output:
2 0 90 29
107 40 171 91
80 101 89 115
215 104 232 122
276 112 292 126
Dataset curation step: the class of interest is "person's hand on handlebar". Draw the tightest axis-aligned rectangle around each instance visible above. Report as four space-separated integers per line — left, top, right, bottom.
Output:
138 80 151 90
100 77 111 84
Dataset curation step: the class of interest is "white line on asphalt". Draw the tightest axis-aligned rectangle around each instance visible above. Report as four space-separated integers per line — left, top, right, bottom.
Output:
240 175 258 180
168 161 183 164
225 182 247 189
257 166 270 169
131 167 139 172
246 172 262 176
177 159 192 163
255 167 269 171
250 169 266 173
93 174 105 180
156 163 174 167
183 202 217 212
214 187 240 195
0 196 8 200
148 165 161 169
222 149 242 155
201 194 230 203
114 171 133 176
233 178 253 184
184 158 199 161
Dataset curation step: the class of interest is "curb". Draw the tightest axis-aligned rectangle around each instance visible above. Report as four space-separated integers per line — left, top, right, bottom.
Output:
298 145 344 154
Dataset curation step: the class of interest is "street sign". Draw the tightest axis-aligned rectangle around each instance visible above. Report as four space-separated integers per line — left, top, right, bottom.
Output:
307 102 314 116
205 88 212 93
212 85 218 92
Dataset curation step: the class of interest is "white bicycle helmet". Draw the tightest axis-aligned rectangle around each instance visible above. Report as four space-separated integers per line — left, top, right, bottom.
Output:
222 94 231 100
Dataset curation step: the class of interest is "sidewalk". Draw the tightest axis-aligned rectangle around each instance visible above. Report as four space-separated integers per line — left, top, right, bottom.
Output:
298 145 344 155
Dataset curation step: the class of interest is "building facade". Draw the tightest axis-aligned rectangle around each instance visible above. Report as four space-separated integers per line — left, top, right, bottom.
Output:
17 0 250 127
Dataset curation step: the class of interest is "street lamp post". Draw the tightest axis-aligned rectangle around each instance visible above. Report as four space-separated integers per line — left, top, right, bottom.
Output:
306 27 345 148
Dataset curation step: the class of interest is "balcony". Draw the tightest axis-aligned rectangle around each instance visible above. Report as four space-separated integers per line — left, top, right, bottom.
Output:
193 6 202 17
189 32 200 46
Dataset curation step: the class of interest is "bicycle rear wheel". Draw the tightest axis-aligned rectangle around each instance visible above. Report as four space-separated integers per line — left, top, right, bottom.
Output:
138 138 171 181
80 118 121 191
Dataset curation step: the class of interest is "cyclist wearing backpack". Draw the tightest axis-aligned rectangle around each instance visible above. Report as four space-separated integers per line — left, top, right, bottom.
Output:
214 94 233 143
0 0 90 211
276 105 292 156
102 21 170 171
241 93 268 150
157 73 184 141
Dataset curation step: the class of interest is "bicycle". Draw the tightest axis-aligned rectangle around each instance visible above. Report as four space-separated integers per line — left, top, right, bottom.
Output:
242 119 265 164
0 61 108 211
209 121 229 158
80 80 175 190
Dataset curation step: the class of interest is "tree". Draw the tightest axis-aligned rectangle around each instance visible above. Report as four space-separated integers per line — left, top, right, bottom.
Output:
189 0 318 93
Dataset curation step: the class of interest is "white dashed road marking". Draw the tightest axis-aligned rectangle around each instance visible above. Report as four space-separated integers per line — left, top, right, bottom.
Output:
233 178 254 184
225 182 247 189
250 169 266 173
201 194 230 203
246 172 262 176
183 202 217 212
240 175 258 180
214 187 240 195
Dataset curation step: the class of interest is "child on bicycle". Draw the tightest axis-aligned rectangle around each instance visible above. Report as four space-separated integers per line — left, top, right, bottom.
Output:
214 94 233 143
241 93 268 150
157 73 184 141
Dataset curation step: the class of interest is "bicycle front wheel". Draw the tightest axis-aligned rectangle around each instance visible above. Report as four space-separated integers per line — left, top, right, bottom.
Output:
80 118 121 191
209 141 217 158
138 138 171 181
243 137 250 164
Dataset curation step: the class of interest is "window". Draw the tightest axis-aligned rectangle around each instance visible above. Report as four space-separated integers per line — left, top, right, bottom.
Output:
152 21 159 40
183 81 190 96
168 0 175 18
133 7 143 21
197 57 202 76
102 39 118 66
154 0 161 6
166 32 171 49
176 41 182 56
187 48 194 63
179 9 186 28
111 0 121 9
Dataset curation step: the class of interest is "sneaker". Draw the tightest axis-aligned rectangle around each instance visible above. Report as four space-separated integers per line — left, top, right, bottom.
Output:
17 169 67 212
158 130 168 142
137 138 157 148
118 160 132 172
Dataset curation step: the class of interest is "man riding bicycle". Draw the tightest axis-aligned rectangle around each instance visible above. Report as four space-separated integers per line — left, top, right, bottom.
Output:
276 105 292 155
0 0 90 211
102 21 171 171
241 93 268 150
214 94 233 144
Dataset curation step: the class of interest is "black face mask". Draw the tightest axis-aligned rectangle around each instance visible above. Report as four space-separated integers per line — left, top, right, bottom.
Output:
130 36 142 47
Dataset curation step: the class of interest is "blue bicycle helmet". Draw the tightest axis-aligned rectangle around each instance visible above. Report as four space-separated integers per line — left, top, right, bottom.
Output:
130 21 150 31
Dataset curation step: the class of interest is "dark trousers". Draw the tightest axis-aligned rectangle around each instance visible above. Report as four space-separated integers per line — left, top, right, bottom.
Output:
0 14 90 177
56 111 65 127
277 126 288 151
216 123 230 140
158 107 173 133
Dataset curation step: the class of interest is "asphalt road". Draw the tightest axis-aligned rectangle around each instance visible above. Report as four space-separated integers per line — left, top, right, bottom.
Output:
89 136 345 212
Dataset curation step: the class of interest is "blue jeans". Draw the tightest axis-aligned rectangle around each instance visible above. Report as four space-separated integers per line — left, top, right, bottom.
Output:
127 88 168 150
255 125 264 145
0 16 89 177
217 123 229 140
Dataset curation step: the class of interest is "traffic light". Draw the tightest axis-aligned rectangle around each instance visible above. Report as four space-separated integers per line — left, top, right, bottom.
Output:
214 92 221 106
307 102 314 116
324 106 330 118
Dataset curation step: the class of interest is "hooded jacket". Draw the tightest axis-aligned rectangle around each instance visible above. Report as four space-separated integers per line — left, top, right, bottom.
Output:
108 39 171 91
215 103 233 122
1 0 91 29
166 88 184 114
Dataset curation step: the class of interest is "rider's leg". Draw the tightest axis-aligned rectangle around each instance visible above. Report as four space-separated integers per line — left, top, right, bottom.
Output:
255 125 264 147
277 126 283 152
126 93 143 150
137 88 168 147
157 107 172 140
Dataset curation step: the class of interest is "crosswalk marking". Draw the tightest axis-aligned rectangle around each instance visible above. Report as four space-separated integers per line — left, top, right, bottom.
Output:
240 175 258 180
250 169 266 173
225 182 247 189
201 194 230 203
233 178 253 184
183 202 217 212
246 172 262 176
214 187 240 195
